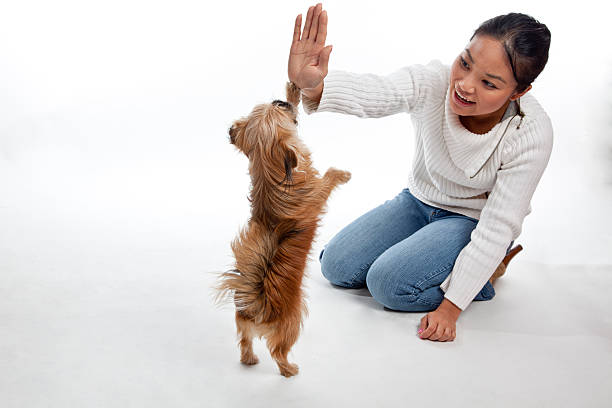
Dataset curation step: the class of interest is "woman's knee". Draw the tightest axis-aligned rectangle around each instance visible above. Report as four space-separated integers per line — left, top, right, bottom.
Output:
365 264 394 307
366 256 442 312
365 258 411 309
319 239 368 288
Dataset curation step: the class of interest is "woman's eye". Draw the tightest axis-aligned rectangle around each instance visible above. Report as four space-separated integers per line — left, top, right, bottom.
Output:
460 57 469 69
483 80 496 88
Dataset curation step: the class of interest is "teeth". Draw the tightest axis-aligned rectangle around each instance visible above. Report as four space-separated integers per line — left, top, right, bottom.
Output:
456 89 474 103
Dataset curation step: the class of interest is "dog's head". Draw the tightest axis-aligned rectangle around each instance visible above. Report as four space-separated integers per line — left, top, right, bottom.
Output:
228 83 305 184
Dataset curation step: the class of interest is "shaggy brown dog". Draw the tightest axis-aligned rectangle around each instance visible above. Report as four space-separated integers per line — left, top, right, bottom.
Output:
216 82 350 377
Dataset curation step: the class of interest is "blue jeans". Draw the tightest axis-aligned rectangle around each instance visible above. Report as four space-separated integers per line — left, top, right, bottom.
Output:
319 188 513 312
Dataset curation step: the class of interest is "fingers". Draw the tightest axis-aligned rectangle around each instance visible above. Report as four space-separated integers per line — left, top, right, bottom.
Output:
419 316 437 339
315 10 328 46
302 5 315 41
426 325 451 341
437 327 453 342
319 45 333 76
292 14 302 45
418 315 428 333
308 4 323 42
418 314 456 342
429 325 444 341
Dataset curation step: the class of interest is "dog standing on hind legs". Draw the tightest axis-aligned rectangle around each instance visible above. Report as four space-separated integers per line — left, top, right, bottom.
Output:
215 82 350 377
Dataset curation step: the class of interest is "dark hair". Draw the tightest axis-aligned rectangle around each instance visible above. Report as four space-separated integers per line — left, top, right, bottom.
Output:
471 13 551 93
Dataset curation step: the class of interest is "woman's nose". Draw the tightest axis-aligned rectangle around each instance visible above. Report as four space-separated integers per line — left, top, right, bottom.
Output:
458 78 475 94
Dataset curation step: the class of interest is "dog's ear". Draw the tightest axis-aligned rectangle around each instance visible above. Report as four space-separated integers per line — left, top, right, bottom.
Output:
286 81 301 108
274 127 299 184
282 147 298 184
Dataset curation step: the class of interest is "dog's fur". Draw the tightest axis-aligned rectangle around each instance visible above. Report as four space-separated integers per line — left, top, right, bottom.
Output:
215 82 350 377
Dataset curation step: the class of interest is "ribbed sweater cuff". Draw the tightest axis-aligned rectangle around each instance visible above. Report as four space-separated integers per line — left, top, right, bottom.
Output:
441 247 507 311
302 71 349 115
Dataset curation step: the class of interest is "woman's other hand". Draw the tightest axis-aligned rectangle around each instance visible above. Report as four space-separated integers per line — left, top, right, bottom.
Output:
418 298 461 342
288 3 333 96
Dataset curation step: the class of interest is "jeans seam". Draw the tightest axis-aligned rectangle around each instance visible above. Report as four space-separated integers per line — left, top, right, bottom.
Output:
415 262 454 290
347 261 372 287
415 295 443 308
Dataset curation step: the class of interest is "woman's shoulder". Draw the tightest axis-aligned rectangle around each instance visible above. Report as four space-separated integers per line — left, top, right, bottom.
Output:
408 59 450 89
517 93 553 140
521 93 551 122
502 93 553 158
394 59 450 114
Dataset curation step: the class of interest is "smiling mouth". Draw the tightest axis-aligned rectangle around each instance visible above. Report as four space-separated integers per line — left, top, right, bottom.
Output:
454 89 476 106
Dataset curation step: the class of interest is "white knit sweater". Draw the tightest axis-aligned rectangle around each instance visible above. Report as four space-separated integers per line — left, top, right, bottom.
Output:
302 60 553 310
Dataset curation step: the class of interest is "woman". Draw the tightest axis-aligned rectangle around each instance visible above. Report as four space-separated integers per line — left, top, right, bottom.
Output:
287 3 552 342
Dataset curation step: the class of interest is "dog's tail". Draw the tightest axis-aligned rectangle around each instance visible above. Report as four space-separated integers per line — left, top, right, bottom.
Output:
214 220 308 324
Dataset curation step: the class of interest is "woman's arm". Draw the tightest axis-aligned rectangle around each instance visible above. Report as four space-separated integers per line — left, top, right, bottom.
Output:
442 117 554 311
418 116 553 342
288 5 446 117
301 81 324 113
300 62 446 117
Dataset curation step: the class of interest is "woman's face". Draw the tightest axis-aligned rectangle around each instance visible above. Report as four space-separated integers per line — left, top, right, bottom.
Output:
449 35 525 117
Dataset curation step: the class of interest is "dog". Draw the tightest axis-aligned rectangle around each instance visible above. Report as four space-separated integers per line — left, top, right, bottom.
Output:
215 82 351 377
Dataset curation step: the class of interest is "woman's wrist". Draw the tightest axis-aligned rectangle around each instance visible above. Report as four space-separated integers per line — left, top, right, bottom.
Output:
438 298 462 319
300 82 324 104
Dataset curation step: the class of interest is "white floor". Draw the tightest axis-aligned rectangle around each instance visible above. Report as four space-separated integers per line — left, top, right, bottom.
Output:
1 151 611 407
2 238 612 408
1 1 612 407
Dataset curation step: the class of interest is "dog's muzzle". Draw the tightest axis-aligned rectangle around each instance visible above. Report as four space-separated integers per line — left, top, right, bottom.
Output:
272 100 291 109
272 100 297 124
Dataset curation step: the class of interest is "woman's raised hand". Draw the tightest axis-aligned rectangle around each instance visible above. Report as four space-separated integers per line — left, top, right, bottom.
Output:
288 3 333 91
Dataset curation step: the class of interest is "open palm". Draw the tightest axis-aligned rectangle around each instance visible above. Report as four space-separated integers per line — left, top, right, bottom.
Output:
288 4 333 90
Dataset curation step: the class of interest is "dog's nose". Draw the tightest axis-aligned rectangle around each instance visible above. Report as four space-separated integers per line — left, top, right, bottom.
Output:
228 126 236 144
272 100 291 109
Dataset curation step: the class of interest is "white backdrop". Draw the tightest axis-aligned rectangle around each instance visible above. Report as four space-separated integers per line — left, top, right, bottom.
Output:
1 0 610 270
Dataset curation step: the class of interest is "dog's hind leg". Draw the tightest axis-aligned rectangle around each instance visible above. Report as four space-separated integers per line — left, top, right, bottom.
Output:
235 311 259 365
266 320 300 377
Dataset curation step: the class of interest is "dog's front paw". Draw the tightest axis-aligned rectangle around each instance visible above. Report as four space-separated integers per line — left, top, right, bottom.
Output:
325 167 352 185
